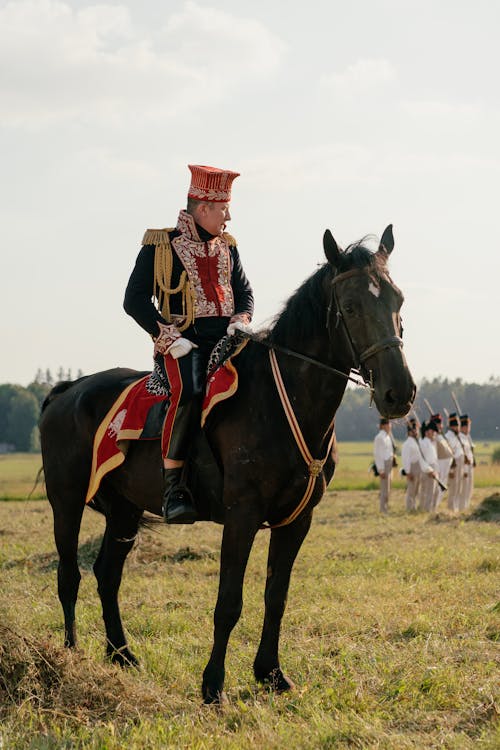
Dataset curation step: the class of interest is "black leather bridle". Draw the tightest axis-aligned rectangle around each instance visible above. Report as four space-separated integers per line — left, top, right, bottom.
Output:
328 266 404 387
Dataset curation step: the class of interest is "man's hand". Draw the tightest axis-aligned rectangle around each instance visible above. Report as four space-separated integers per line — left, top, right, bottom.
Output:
227 320 252 336
154 322 181 356
167 338 198 359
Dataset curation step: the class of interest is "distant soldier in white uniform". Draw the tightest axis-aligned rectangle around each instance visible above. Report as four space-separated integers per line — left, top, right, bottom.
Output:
373 418 395 514
401 419 422 510
445 413 464 512
458 414 474 510
430 412 453 509
418 420 440 511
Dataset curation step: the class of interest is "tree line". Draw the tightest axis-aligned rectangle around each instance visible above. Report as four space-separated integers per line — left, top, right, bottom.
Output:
0 373 498 452
0 368 82 452
336 376 500 442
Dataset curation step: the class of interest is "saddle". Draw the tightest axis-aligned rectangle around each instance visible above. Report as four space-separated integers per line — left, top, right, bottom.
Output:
85 335 248 508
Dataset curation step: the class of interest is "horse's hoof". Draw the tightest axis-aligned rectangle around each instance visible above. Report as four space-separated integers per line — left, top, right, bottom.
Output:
107 646 140 668
202 686 228 706
258 667 294 693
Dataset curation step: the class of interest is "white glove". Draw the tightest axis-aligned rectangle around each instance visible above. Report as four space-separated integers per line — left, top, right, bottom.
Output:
167 338 198 359
227 321 252 336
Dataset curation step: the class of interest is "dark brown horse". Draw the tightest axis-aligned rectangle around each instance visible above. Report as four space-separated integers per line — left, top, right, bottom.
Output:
40 226 415 703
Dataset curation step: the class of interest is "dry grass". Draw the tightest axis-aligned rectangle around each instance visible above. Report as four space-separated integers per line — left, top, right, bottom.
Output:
0 485 499 748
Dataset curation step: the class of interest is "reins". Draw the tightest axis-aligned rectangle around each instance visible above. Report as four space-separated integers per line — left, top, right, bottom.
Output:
239 331 371 390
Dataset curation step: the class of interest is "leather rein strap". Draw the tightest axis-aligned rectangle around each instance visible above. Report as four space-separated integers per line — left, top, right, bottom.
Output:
263 349 336 529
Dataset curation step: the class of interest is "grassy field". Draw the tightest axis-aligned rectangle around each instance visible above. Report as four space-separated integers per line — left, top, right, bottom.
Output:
1 441 500 500
0 449 499 748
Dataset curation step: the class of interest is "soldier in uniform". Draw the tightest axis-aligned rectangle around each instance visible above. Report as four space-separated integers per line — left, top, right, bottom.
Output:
458 414 474 510
418 420 440 511
373 418 395 513
430 412 453 509
445 413 464 512
401 418 423 511
124 165 254 523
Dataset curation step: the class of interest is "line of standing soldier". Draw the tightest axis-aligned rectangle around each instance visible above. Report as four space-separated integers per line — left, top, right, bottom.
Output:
374 412 475 513
399 412 475 512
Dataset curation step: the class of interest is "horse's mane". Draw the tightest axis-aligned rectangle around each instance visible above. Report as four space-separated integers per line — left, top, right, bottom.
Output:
267 237 388 343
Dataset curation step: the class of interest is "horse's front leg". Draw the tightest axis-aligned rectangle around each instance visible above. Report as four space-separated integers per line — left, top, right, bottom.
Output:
202 505 260 704
253 510 313 691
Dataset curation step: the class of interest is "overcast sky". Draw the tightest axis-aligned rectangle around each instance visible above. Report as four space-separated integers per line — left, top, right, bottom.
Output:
2 0 499 389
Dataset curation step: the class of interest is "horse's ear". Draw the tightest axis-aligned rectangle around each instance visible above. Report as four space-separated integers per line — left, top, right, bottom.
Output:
323 229 342 268
379 224 394 255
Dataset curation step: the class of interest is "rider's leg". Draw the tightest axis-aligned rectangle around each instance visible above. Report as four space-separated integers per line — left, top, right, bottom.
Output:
160 348 206 524
162 400 199 524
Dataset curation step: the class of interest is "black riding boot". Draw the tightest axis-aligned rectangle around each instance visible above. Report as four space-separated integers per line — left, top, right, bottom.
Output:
162 467 198 524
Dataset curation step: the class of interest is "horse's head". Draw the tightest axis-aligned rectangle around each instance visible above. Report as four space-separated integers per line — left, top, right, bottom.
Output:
323 225 416 418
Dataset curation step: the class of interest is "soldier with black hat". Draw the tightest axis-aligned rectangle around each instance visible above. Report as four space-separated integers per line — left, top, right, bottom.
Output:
445 413 464 511
430 412 453 509
458 414 474 509
401 417 422 511
418 420 440 511
373 417 395 513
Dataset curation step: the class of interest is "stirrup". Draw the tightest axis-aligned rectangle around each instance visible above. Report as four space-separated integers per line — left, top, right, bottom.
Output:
162 485 198 525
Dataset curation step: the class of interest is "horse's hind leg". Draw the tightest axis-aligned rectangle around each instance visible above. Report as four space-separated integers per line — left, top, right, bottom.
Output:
92 488 144 667
51 496 86 649
253 511 313 691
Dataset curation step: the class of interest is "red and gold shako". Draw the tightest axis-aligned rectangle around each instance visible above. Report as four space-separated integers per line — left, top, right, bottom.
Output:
187 164 240 202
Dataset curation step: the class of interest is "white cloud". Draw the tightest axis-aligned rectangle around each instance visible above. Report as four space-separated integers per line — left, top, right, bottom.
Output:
400 98 483 122
0 0 286 128
319 58 397 96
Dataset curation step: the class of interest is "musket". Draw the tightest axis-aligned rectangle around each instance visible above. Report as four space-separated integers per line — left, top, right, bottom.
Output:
451 390 462 416
423 398 434 416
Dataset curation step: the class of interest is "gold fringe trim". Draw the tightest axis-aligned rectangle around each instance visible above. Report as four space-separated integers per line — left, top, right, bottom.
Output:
142 228 175 246
151 230 195 332
222 232 237 246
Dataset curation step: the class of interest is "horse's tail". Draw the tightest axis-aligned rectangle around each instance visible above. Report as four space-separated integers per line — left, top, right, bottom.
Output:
41 378 87 413
28 466 45 499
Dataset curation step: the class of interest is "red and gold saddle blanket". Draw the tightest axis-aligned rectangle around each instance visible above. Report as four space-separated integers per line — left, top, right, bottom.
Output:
85 340 247 504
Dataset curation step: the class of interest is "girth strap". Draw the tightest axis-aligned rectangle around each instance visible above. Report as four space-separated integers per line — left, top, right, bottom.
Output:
264 349 336 529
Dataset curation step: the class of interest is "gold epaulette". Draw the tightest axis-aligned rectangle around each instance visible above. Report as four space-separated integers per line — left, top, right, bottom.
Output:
142 228 175 246
222 232 237 247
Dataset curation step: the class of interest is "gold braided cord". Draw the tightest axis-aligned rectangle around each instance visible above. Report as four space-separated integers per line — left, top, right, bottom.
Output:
150 230 195 333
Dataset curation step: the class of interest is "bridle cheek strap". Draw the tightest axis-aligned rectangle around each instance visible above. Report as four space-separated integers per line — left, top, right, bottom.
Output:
329 268 403 373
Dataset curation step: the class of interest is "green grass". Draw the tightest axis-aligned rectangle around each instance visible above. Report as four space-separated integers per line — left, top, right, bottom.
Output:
0 478 499 748
2 442 500 501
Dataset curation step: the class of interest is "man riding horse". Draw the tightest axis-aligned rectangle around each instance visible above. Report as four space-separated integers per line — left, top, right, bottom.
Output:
123 165 254 524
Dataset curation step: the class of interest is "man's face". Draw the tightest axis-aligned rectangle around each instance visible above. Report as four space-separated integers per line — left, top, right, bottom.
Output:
196 201 231 236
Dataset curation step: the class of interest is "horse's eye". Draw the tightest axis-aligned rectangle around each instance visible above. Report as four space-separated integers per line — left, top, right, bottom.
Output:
343 304 355 315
